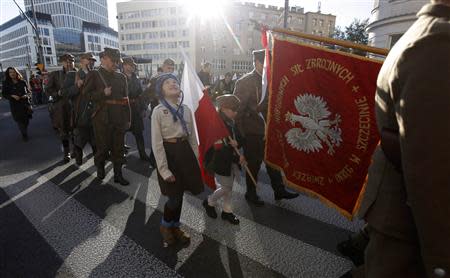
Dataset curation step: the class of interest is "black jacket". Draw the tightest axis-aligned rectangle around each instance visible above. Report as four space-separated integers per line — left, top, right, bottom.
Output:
204 112 243 176
2 80 32 123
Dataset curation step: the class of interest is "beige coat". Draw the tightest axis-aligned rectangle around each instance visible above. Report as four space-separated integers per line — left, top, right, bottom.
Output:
358 3 450 276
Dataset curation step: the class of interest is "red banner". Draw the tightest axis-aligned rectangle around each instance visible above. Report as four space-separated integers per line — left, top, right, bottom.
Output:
265 39 383 217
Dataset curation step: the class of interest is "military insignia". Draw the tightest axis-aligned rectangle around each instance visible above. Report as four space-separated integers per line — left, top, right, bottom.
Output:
163 110 169 114
285 93 342 155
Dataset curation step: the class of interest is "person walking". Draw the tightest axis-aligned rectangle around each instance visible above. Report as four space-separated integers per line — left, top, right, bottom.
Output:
353 1 450 277
233 50 299 206
46 53 77 163
2 67 32 141
83 48 131 185
151 73 203 246
210 72 235 103
203 94 245 225
72 52 97 165
122 57 151 162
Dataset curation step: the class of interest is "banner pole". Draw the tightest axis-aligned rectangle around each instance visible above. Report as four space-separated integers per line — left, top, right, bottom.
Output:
271 27 389 57
228 136 258 187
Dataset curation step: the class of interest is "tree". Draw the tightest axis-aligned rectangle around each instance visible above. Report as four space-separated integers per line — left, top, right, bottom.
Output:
332 19 369 45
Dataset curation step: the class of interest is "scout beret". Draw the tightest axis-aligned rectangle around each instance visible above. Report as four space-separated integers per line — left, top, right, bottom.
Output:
155 73 180 97
216 94 240 111
122 57 137 67
163 58 175 66
80 52 97 61
60 53 75 62
100 47 123 63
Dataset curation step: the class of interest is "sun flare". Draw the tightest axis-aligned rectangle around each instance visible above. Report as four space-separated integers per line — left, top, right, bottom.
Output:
179 0 227 22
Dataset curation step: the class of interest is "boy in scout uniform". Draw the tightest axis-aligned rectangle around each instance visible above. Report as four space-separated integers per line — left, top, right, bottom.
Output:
46 53 77 163
122 57 151 162
233 50 299 206
72 52 97 165
354 1 450 277
83 48 131 186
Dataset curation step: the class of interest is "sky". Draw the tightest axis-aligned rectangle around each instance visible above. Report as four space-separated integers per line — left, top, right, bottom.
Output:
1 0 374 30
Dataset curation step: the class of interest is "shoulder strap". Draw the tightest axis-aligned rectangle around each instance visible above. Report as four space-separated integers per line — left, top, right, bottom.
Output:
96 69 108 88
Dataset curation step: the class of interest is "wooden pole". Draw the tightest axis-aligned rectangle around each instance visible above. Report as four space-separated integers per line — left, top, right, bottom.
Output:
271 27 390 57
228 137 258 187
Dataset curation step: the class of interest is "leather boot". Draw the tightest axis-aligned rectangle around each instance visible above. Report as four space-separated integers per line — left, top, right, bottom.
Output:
97 162 105 180
170 227 190 245
114 164 130 186
74 146 83 166
160 225 176 246
63 147 71 163
274 189 299 200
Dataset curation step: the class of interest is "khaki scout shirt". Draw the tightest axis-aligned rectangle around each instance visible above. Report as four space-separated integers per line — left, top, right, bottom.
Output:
151 103 198 179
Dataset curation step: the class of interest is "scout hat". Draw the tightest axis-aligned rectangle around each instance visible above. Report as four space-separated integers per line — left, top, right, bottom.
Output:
155 73 180 98
80 52 97 61
122 57 137 67
216 94 240 111
60 53 75 62
100 47 123 64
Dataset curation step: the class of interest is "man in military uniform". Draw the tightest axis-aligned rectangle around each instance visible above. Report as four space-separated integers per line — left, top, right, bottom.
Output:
72 52 97 165
83 48 131 186
353 1 450 277
122 57 151 161
233 50 299 206
197 62 212 88
47 53 77 163
211 72 235 103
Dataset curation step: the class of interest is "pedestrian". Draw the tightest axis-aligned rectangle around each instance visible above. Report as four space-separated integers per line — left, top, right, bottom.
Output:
72 52 97 165
151 73 203 246
197 62 212 88
210 72 235 103
122 57 151 162
202 94 245 225
233 49 299 206
352 1 450 278
143 58 176 168
46 53 77 163
2 67 32 141
83 48 131 185
30 74 43 105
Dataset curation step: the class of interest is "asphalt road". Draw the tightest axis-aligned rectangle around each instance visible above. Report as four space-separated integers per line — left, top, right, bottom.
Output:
0 100 363 278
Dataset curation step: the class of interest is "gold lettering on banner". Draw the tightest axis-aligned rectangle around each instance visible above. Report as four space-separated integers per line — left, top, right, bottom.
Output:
355 96 371 152
305 58 355 84
349 154 361 165
335 165 354 183
290 64 305 76
293 171 325 186
274 75 290 123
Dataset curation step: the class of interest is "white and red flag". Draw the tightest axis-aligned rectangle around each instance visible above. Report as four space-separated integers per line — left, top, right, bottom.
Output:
180 52 230 189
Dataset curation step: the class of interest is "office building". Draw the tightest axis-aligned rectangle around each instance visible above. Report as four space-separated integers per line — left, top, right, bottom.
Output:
367 0 428 49
0 11 57 70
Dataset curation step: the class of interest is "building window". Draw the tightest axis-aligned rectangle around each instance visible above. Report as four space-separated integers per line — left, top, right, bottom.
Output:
319 19 324 27
389 34 403 49
167 18 177 26
181 29 189 37
160 31 167 38
201 46 205 53
170 7 176 15
167 42 177 48
313 18 317 26
167 30 176 38
213 59 226 70
232 60 252 71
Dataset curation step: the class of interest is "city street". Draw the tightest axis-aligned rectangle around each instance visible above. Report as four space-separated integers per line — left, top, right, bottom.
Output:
0 100 363 278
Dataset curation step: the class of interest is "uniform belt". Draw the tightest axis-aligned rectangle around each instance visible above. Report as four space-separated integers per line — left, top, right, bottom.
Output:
105 98 129 105
163 137 188 143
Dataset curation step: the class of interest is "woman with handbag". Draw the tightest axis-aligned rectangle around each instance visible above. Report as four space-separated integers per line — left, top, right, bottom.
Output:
2 67 32 141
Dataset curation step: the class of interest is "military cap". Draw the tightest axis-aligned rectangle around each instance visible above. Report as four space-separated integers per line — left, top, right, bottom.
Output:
80 52 97 61
163 58 175 66
216 94 240 111
60 53 75 62
252 49 267 63
122 57 137 67
100 47 123 63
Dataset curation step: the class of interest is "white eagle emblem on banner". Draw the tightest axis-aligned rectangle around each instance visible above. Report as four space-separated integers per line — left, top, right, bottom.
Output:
285 94 343 155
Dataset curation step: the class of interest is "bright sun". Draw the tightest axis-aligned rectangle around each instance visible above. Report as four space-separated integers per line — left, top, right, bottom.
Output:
179 0 226 21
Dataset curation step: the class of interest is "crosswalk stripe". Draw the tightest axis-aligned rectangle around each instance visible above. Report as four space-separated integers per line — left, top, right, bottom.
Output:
1 168 181 278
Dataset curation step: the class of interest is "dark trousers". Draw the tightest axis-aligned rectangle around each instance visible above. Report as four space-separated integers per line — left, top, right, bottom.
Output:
17 121 28 136
93 121 125 166
243 135 284 197
130 130 147 157
74 126 96 154
162 192 183 227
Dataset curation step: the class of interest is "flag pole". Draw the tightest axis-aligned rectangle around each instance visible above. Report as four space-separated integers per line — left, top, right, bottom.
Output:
228 136 258 187
271 27 389 57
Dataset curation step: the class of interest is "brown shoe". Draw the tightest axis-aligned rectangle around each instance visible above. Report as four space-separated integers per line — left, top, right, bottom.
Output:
160 225 176 246
171 227 190 245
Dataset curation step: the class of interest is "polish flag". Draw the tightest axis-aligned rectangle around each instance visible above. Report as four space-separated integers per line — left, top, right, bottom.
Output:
181 52 230 189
